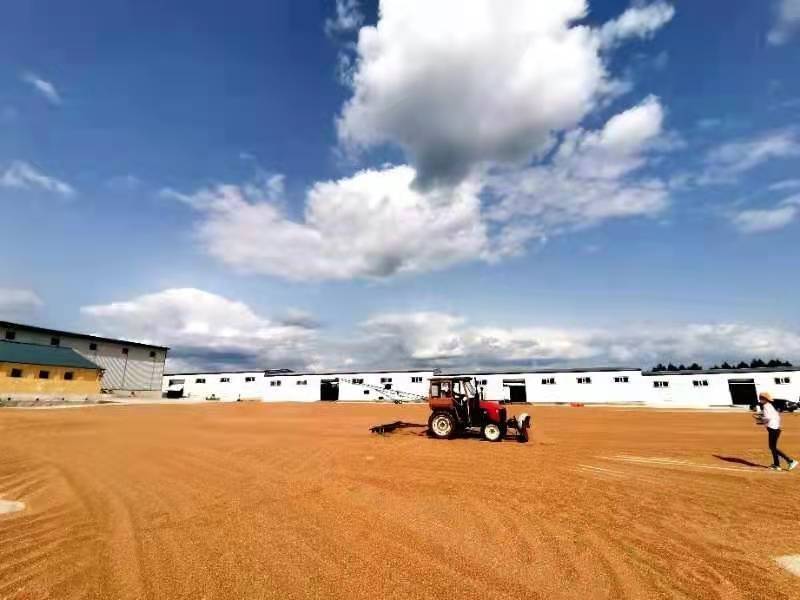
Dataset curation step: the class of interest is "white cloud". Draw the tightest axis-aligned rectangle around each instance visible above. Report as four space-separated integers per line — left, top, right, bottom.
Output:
0 161 75 197
326 0 364 35
485 96 670 247
21 72 61 106
171 98 675 280
0 289 43 317
360 311 800 368
768 0 800 45
337 0 673 186
598 1 675 49
81 288 321 372
769 178 800 191
168 165 492 280
79 290 800 371
700 129 800 184
731 194 800 233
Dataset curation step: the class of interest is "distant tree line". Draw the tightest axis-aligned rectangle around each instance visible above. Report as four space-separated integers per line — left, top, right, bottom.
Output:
650 358 794 372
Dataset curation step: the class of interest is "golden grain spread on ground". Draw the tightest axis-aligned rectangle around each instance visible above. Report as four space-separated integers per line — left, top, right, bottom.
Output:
2 403 800 599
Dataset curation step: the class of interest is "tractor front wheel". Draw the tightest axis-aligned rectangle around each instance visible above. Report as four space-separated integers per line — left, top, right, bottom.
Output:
482 422 503 442
428 411 456 439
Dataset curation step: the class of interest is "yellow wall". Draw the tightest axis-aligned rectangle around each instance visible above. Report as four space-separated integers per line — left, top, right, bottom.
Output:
0 362 102 396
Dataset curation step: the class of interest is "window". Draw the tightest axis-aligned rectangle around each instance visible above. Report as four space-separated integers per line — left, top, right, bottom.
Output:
380 377 392 383
653 381 669 388
692 380 709 387
50 337 60 346
363 390 370 395
352 378 364 384
296 380 308 386
431 383 440 397
477 379 488 386
245 376 256 382
10 368 22 378
775 377 791 385
541 377 556 385
411 376 423 383
270 380 282 387
4 330 15 340
168 378 185 386
614 376 629 383
220 377 230 383
195 378 206 384
64 372 74 381
149 351 156 358
89 342 97 351
39 370 50 379
122 347 129 355
577 377 592 384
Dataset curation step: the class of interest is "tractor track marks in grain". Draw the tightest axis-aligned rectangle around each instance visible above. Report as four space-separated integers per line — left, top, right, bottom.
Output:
2 404 800 599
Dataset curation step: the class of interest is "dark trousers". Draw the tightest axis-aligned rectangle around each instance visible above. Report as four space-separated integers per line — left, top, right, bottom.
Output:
768 428 793 467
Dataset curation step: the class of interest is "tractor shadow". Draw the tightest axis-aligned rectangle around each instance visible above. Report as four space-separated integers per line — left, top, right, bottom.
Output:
712 454 769 469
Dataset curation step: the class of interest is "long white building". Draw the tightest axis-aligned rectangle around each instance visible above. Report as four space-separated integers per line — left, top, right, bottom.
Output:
163 365 799 408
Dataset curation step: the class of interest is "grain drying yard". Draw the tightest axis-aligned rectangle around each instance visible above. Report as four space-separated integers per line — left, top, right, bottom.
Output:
2 403 800 599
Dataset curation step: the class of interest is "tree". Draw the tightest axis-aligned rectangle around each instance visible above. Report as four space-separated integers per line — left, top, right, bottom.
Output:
750 358 766 368
652 363 667 372
667 363 679 372
688 363 703 371
737 361 749 369
721 362 733 369
678 364 687 371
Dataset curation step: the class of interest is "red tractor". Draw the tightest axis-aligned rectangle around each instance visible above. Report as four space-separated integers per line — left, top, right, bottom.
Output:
427 376 531 442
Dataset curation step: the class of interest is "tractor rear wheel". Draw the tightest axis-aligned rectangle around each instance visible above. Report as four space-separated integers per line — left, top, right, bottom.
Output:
482 422 503 442
428 411 456 439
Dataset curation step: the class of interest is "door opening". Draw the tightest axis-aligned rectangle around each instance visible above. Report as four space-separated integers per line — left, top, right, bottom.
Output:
503 380 527 404
321 379 339 401
728 379 757 407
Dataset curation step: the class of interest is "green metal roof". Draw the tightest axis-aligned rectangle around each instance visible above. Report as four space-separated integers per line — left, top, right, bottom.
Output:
0 341 102 370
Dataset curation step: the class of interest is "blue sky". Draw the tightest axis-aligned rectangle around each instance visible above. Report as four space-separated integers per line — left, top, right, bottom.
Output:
2 0 800 372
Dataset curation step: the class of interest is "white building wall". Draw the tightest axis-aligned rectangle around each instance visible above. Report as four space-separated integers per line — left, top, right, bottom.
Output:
4 325 166 391
261 371 434 402
163 371 264 402
162 367 800 408
469 370 644 405
644 370 800 408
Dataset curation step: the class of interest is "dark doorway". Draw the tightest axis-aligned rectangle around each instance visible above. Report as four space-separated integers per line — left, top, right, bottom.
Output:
504 380 527 403
321 379 339 401
728 379 757 407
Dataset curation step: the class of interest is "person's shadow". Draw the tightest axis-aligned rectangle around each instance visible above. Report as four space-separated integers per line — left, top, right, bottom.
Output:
712 454 768 469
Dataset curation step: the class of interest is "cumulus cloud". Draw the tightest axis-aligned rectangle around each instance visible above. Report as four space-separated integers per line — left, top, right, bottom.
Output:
337 0 673 187
0 161 75 197
485 96 670 247
359 311 800 369
78 289 800 371
81 288 321 372
767 0 800 46
21 72 61 105
731 194 800 233
325 0 364 35
0 289 43 317
166 165 492 280
598 1 676 49
700 129 800 184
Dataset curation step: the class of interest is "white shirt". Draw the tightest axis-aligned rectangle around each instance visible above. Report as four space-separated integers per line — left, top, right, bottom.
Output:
762 403 781 430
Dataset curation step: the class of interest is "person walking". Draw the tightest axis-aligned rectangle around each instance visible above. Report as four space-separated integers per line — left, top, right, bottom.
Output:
758 392 798 471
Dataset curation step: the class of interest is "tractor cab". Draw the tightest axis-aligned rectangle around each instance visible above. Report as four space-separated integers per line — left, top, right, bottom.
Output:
427 376 530 442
